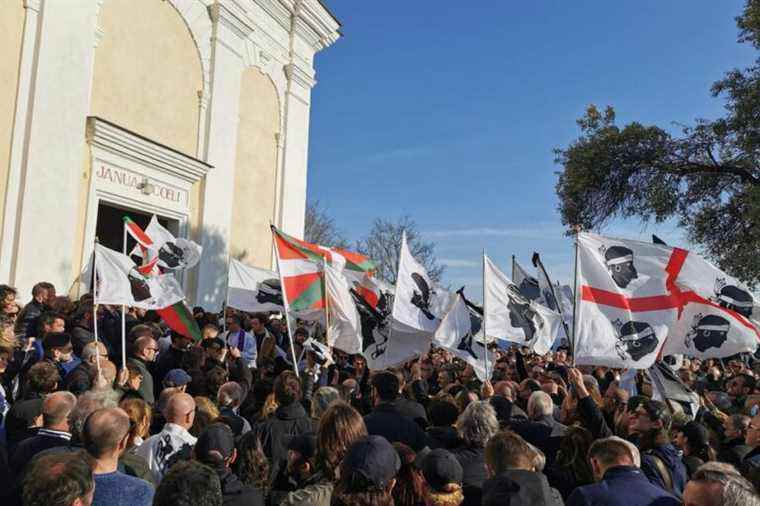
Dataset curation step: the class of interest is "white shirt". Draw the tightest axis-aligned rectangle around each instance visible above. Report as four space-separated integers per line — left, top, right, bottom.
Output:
224 329 257 368
135 423 197 484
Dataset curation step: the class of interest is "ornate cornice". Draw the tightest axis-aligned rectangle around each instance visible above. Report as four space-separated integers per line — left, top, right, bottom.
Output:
209 1 255 39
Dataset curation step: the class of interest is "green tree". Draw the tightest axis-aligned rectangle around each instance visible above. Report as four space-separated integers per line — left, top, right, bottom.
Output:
555 1 760 285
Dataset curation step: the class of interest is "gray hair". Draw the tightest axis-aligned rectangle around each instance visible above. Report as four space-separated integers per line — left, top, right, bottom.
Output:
81 342 105 363
456 400 499 448
606 436 640 467
691 462 760 506
311 386 340 419
527 391 554 419
69 389 118 440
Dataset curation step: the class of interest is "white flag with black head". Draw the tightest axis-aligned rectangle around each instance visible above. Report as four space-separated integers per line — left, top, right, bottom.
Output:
484 255 560 355
131 215 202 271
324 263 362 355
434 294 494 381
227 258 284 312
94 244 184 309
302 338 333 367
512 259 541 302
391 232 453 333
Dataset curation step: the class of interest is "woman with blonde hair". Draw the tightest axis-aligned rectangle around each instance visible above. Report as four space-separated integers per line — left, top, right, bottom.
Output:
119 397 155 485
190 395 220 437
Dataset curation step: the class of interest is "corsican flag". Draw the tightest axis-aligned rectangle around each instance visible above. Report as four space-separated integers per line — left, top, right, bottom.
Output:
512 259 541 302
128 215 202 271
434 294 494 381
576 232 759 367
324 263 362 355
227 259 284 313
94 244 184 309
483 254 560 355
391 232 453 333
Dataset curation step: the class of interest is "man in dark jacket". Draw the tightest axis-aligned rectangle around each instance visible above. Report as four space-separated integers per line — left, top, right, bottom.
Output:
252 370 313 482
195 423 265 506
128 333 158 405
364 371 429 451
510 390 567 467
153 331 192 398
426 398 461 449
566 437 679 506
9 391 76 478
718 414 752 467
63 341 108 395
14 282 53 339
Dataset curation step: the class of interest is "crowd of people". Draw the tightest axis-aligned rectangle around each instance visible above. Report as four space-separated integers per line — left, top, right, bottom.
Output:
2 281 760 505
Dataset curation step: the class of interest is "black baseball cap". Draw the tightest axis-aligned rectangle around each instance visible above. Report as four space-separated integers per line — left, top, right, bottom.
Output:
421 448 463 492
42 332 72 351
195 423 235 463
342 435 401 489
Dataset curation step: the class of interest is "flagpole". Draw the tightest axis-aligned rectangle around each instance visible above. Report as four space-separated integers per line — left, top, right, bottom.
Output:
511 254 516 283
386 231 408 370
533 253 572 346
482 249 489 381
323 260 330 346
272 226 300 378
92 239 102 376
121 222 127 370
223 254 231 334
571 227 581 366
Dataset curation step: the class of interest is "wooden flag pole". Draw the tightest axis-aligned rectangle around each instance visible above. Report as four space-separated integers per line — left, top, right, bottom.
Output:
121 221 128 370
482 249 489 381
571 226 582 366
92 238 102 376
272 226 300 378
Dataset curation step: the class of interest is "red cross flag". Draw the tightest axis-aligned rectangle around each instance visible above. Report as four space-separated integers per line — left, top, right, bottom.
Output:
575 232 759 368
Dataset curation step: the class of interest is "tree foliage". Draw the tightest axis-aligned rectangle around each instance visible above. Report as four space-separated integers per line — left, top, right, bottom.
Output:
303 201 349 249
356 216 445 285
555 1 760 285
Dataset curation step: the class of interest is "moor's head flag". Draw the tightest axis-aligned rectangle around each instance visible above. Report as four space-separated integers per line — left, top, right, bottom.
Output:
324 263 362 355
484 255 560 355
127 215 202 271
434 294 494 381
227 259 284 313
94 244 183 310
391 232 453 333
576 232 759 368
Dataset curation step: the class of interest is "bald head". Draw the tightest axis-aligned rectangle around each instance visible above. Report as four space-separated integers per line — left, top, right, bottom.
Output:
164 392 196 429
83 407 130 458
43 391 76 429
99 360 117 384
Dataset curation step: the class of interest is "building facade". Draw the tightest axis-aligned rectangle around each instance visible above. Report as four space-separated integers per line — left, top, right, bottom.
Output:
0 0 340 308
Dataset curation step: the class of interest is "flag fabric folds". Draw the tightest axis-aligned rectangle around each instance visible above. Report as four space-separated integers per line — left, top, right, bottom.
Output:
157 301 203 342
434 294 494 381
391 232 453 333
227 259 284 313
512 259 541 302
94 244 183 310
324 263 362 355
128 215 202 271
576 232 759 368
484 255 560 355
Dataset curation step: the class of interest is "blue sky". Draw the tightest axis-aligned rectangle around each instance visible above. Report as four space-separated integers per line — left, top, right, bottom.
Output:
307 1 755 297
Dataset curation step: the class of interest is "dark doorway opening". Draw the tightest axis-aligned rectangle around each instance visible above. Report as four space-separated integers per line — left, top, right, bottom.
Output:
95 201 179 260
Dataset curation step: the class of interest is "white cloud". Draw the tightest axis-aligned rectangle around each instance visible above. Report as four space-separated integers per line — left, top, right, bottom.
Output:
426 223 567 241
439 258 479 269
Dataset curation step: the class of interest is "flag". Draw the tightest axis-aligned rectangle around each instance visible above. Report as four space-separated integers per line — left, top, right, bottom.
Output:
227 258 284 313
648 361 700 418
324 263 362 354
94 244 183 309
129 215 202 271
512 259 541 302
483 254 560 355
302 338 333 366
576 232 759 367
391 232 453 333
157 301 202 342
271 226 375 320
434 294 495 381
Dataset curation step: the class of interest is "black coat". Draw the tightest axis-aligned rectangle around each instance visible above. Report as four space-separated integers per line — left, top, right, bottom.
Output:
217 468 265 506
394 397 428 428
482 469 564 506
511 416 567 467
718 437 752 468
63 361 97 396
450 445 488 506
364 401 429 451
252 402 313 481
426 426 460 450
9 432 71 479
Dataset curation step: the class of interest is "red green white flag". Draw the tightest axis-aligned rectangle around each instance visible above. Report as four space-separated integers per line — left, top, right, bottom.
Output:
124 216 153 248
271 226 376 319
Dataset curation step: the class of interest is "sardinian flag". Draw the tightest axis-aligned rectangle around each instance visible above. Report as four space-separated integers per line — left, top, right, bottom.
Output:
324 263 362 355
576 232 759 367
94 244 184 309
391 232 453 333
434 294 494 381
227 259 284 313
483 255 560 355
127 215 202 271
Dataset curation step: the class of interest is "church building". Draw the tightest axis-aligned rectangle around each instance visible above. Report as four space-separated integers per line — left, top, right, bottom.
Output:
0 0 340 308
